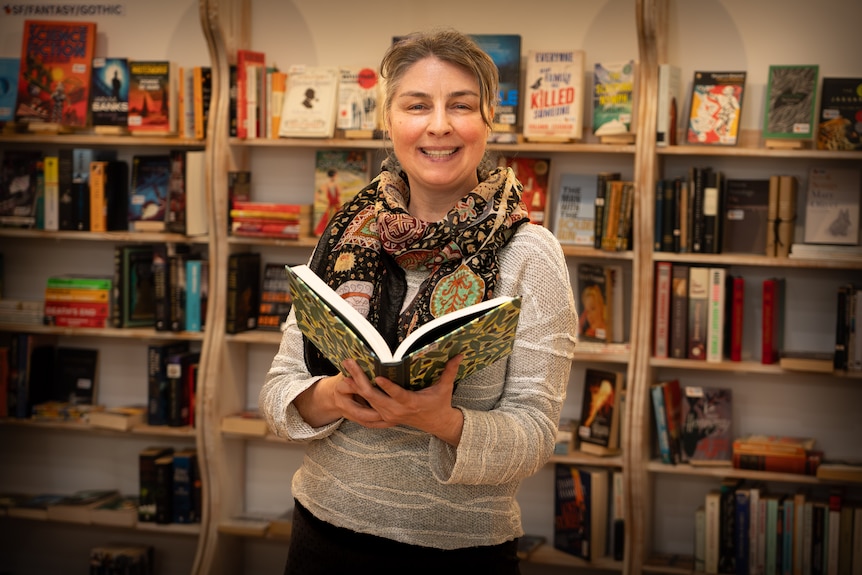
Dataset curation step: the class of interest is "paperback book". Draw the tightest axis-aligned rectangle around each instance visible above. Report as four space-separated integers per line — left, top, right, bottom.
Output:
127 60 177 135
803 167 860 245
762 64 819 142
312 149 370 236
553 173 597 246
592 60 637 139
577 368 624 456
470 34 521 136
721 179 770 254
522 49 586 141
15 20 97 128
277 65 339 138
816 77 862 151
286 264 521 391
686 71 746 145
336 66 381 134
679 385 732 465
129 154 171 232
553 464 608 561
90 57 130 133
499 156 550 227
0 57 20 123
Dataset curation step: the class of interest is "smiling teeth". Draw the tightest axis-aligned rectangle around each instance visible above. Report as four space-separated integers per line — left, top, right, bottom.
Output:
423 149 456 157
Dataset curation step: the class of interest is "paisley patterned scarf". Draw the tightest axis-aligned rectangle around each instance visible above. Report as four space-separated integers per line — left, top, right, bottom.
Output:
304 156 530 377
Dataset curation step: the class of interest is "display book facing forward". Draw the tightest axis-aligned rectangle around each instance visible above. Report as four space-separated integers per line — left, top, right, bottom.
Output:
286 264 521 391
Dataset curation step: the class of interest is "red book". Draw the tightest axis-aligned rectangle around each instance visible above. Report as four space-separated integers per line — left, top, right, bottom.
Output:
44 316 108 328
44 300 110 319
761 277 785 364
725 275 744 361
661 378 683 463
15 20 97 128
231 200 310 214
236 49 265 139
653 261 672 358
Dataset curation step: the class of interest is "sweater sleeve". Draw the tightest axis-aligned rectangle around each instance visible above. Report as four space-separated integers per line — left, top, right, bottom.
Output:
429 224 578 485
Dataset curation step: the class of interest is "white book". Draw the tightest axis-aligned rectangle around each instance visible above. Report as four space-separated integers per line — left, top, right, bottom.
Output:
278 66 339 138
706 267 726 362
705 489 720 574
336 66 381 132
43 155 59 231
522 49 586 141
184 150 208 236
803 167 861 245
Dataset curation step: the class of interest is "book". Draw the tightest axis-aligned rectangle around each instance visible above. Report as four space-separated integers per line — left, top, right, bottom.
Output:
226 252 261 334
113 244 156 328
553 464 608 561
0 149 42 228
650 382 674 464
166 149 207 236
89 545 153 573
336 66 381 135
594 172 621 249
815 460 862 483
706 267 726 362
185 258 205 332
147 342 189 426
470 34 521 136
0 57 20 123
90 57 130 133
227 170 251 231
817 77 862 151
154 453 173 523
702 169 724 254
237 49 265 139
193 65 212 139
257 262 293 331
705 489 721 573
42 154 59 231
287 263 521 391
553 173 597 245
686 71 746 145
522 49 586 141
90 494 138 528
500 156 550 227
577 368 624 456
52 346 98 405
657 63 681 146
776 175 798 258
725 274 745 362
576 263 611 343
669 263 690 359
687 265 709 360
127 60 178 135
762 64 819 143
221 410 269 437
803 167 860 245
278 65 339 138
695 505 707 572
89 405 146 431
779 351 834 373
166 351 199 427
46 489 119 524
171 448 199 523
15 20 96 128
653 261 672 358
679 385 732 465
592 60 637 140
762 277 786 364
722 179 770 254
129 154 171 232
312 149 370 236
7 493 67 520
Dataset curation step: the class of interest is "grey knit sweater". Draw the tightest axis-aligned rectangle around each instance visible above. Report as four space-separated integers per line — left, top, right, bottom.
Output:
259 222 578 550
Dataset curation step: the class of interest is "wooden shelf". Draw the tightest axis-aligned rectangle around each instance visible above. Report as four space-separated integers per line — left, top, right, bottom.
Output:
652 251 862 270
0 322 207 341
0 228 209 244
0 418 198 439
0 132 206 148
646 461 822 485
657 130 862 160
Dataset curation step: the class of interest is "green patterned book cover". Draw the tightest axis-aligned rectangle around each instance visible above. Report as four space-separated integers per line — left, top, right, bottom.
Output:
286 264 521 390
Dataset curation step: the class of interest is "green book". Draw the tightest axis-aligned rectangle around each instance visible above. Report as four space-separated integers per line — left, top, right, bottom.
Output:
286 264 521 391
46 274 113 290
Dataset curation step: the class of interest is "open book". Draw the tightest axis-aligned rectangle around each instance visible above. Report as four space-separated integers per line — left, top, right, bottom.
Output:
286 264 521 390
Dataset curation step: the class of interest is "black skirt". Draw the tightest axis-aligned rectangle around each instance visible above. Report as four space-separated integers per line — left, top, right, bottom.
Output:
284 500 521 575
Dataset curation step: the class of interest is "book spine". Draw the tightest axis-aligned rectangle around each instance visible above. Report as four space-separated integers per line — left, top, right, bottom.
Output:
827 493 841 575
762 278 779 364
172 451 198 523
727 275 744 362
719 482 738 574
834 285 849 370
706 490 721 574
43 156 60 231
46 276 112 290
776 176 797 258
650 384 673 464
43 301 110 318
703 170 722 254
154 455 173 524
670 263 689 359
89 161 107 233
169 253 187 332
707 267 726 362
691 167 707 253
653 261 672 358
766 175 780 257
111 246 124 328
185 259 202 332
696 505 707 572
688 266 709 360
593 173 612 249
43 316 108 328
153 244 171 331
734 453 813 475
654 179 665 251
783 499 794 575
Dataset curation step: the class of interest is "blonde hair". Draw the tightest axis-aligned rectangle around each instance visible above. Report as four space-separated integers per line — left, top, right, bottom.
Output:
380 28 499 131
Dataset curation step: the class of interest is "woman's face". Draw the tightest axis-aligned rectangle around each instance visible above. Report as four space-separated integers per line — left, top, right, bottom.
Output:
387 56 489 205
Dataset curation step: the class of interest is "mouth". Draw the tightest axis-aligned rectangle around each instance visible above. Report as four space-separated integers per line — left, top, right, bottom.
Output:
420 148 459 158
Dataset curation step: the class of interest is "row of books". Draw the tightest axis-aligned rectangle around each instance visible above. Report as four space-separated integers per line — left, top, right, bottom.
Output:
0 148 207 235
90 544 154 575
553 464 625 563
226 255 295 334
695 479 862 575
0 445 201 527
555 171 635 251
0 20 211 137
654 166 862 257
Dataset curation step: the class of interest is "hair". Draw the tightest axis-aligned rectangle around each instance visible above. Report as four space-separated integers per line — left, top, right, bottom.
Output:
379 28 499 131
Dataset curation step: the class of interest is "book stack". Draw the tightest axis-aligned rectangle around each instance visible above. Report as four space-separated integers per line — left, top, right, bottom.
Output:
43 275 112 328
732 435 822 475
138 446 202 525
230 200 312 240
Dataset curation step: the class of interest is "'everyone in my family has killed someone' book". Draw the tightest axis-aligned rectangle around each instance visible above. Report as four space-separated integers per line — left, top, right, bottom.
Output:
286 264 521 391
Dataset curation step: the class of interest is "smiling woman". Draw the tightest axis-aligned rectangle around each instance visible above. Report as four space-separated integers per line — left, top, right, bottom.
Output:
259 28 578 575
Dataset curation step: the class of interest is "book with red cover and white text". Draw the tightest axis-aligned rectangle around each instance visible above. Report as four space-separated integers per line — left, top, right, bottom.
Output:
15 20 96 128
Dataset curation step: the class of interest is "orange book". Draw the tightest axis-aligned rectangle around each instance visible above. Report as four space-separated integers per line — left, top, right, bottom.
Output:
15 20 97 128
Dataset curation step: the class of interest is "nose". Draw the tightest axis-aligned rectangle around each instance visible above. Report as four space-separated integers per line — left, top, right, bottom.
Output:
427 107 452 135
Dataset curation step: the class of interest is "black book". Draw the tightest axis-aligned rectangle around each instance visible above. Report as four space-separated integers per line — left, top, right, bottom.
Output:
226 252 261 334
139 446 173 522
166 351 199 427
52 347 98 404
147 341 190 426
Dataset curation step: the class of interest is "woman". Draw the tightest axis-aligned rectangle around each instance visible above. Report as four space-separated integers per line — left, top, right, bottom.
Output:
260 28 578 574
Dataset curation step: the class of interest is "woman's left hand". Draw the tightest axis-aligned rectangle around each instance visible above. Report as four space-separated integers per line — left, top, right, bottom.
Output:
341 355 465 446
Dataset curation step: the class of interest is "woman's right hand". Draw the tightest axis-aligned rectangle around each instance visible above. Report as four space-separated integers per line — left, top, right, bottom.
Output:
293 371 391 429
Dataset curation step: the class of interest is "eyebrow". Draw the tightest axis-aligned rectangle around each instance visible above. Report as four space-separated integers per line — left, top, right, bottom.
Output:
397 90 480 99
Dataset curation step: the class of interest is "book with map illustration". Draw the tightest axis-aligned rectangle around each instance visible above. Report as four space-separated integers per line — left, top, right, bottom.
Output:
286 264 521 390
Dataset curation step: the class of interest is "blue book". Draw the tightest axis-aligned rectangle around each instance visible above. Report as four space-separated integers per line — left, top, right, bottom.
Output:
782 499 794 575
650 383 673 464
90 57 130 130
172 449 199 523
735 488 751 575
129 155 171 231
185 259 203 332
0 57 20 123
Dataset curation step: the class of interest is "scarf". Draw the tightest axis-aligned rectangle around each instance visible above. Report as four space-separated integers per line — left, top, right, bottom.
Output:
304 157 530 377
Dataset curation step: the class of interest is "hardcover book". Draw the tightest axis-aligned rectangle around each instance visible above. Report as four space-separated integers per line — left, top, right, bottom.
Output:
802 167 860 245
127 60 177 135
653 261 672 358
470 34 521 136
686 71 746 145
522 49 586 141
277 65 339 138
129 154 171 231
287 264 521 391
90 57 130 133
687 265 709 360
592 60 637 138
312 149 370 236
722 178 770 255
816 77 862 151
577 367 624 456
0 149 42 228
226 252 261 334
336 66 381 134
53 346 98 405
576 263 610 343
553 173 597 245
762 64 819 141
553 464 608 561
15 20 96 128
236 49 265 139
0 57 20 123
257 262 293 331
761 277 786 364
499 156 550 227
88 405 145 431
680 385 732 465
